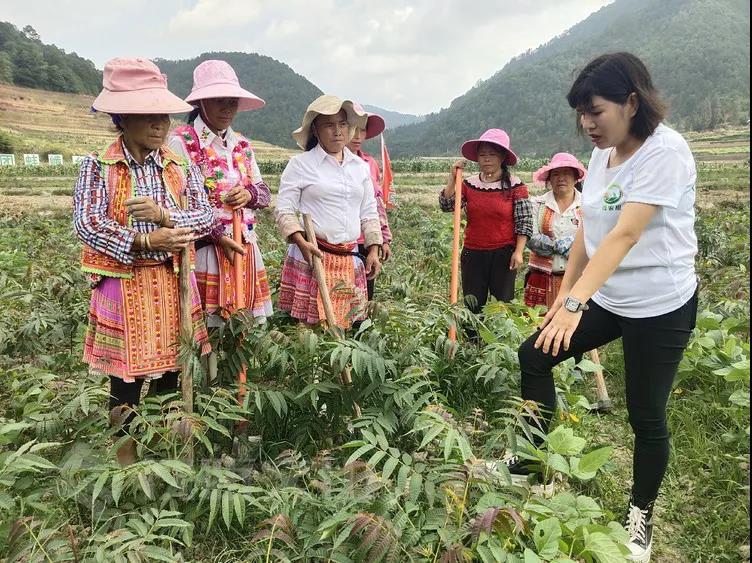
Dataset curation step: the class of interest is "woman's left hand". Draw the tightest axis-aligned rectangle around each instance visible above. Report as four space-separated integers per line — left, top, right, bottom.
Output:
534 307 582 356
381 243 392 262
125 197 162 224
365 246 382 280
223 185 252 209
509 250 524 270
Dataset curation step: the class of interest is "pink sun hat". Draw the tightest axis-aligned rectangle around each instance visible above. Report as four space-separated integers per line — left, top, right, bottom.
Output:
461 128 518 165
533 152 587 184
91 58 192 114
185 60 265 111
352 102 386 139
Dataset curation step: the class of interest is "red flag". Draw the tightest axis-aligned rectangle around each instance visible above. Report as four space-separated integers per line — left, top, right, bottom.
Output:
380 133 395 210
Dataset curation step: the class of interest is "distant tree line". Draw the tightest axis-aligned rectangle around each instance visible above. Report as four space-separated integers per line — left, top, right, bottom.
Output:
0 22 101 95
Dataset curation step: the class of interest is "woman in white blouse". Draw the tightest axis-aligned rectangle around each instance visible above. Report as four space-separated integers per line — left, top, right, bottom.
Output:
275 95 383 329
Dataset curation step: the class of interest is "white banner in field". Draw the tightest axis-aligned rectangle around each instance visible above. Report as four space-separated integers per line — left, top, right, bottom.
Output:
48 154 64 165
0 154 15 166
23 154 40 166
72 155 86 164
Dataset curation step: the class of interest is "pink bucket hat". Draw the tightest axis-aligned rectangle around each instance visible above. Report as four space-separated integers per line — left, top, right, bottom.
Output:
185 60 265 111
92 58 192 114
533 152 587 184
352 102 386 139
461 128 518 165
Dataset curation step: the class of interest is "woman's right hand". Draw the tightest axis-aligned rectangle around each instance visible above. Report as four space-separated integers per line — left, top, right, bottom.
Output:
147 227 195 253
540 293 566 329
444 160 465 197
297 240 323 266
219 235 246 264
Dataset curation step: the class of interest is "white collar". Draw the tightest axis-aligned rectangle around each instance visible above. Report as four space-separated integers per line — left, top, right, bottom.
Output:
194 114 238 150
312 143 356 165
542 189 581 214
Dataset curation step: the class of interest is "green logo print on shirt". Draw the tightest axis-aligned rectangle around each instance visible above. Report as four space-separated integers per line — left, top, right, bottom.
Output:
602 183 624 211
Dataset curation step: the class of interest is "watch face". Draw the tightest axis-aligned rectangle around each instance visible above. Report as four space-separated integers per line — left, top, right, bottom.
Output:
564 297 578 312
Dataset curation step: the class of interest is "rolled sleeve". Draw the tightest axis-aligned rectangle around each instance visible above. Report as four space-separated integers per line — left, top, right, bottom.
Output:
362 218 384 247
439 183 466 212
246 153 271 209
512 184 533 239
275 158 304 239
360 174 382 247
376 195 393 244
73 157 137 265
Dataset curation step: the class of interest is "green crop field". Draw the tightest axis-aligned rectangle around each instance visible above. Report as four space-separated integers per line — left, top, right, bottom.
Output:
0 150 748 561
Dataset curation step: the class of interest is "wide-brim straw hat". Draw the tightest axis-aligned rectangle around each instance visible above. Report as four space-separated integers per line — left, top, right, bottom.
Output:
292 95 368 150
92 58 192 114
460 128 518 166
185 59 265 112
533 152 587 183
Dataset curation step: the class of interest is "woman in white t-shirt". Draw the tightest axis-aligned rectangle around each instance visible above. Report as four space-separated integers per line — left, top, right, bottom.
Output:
512 53 698 562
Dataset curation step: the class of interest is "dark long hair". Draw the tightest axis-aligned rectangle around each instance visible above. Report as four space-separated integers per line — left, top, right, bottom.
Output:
187 107 200 125
305 135 318 151
567 52 667 141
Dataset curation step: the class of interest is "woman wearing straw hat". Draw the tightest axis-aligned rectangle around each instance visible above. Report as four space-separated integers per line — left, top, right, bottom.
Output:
168 59 273 326
276 95 383 329
524 152 586 309
73 58 214 465
439 129 533 328
346 106 393 300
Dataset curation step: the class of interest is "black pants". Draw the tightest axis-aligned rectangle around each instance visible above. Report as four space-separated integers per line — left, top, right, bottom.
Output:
461 245 517 312
358 244 376 300
109 371 179 435
518 291 697 508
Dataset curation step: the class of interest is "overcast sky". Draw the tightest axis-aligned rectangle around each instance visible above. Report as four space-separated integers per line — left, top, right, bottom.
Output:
3 0 611 115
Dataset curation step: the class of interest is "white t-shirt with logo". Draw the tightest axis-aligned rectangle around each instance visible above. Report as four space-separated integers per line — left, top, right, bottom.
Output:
582 123 697 318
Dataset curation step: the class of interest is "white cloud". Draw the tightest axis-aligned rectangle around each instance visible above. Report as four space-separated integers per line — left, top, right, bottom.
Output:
169 0 262 33
2 0 613 114
393 6 414 22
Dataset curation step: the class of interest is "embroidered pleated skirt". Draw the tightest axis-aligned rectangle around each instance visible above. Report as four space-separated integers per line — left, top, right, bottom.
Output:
524 269 563 309
278 243 368 329
194 234 273 327
83 262 210 382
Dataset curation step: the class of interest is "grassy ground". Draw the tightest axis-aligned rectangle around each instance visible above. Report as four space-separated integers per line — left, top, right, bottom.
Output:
0 159 748 560
0 203 748 561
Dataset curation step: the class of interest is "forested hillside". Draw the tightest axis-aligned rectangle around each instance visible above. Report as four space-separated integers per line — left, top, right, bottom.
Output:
0 22 100 95
388 0 751 157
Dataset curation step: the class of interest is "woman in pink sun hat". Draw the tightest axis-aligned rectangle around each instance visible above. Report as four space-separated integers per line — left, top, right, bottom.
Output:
73 58 215 465
524 152 587 309
439 128 533 338
168 59 274 331
346 103 393 300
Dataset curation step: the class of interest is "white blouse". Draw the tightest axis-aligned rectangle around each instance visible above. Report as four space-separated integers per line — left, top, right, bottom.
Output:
275 144 382 246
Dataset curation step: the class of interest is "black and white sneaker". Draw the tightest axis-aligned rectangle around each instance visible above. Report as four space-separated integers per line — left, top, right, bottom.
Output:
623 499 653 562
488 454 555 497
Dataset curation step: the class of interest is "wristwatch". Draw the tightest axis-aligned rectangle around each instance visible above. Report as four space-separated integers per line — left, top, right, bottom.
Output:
563 296 589 313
